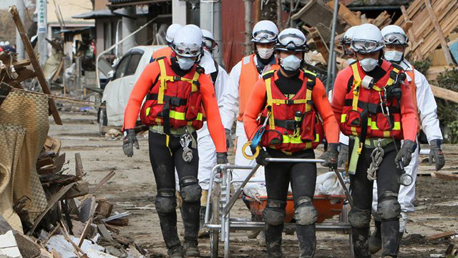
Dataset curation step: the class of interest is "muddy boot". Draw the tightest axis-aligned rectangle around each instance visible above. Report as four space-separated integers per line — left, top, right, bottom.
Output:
381 219 401 258
257 230 266 247
296 224 316 258
198 206 209 238
265 224 284 258
369 219 382 254
168 245 184 258
183 241 200 257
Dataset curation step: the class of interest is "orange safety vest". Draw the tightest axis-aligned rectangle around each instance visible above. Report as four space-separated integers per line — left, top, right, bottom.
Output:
405 67 421 133
140 57 204 131
151 47 174 62
238 54 279 121
340 61 406 140
259 70 324 153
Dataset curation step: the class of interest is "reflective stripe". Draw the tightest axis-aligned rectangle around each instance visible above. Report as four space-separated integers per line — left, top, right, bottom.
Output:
264 72 276 129
341 114 401 134
146 108 203 122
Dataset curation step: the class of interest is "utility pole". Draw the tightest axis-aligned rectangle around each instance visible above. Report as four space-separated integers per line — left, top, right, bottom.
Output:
244 0 253 55
200 0 223 65
15 0 25 60
37 0 48 66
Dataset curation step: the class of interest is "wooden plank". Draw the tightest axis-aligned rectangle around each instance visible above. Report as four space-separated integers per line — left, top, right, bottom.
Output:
77 218 93 248
326 0 361 26
9 6 62 125
75 153 84 178
426 230 457 240
89 170 115 194
309 27 330 63
430 85 458 104
432 171 458 180
423 0 454 64
400 5 416 37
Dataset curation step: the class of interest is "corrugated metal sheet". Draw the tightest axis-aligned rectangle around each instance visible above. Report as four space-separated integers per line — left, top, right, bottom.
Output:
222 0 247 71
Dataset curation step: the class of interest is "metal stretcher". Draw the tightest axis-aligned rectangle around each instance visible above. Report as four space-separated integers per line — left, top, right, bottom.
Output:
204 158 355 258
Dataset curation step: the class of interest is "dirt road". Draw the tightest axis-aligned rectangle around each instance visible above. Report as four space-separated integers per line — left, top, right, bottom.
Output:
49 111 458 257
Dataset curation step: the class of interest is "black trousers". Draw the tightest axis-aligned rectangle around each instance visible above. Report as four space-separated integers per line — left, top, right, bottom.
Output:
148 131 200 249
264 148 317 257
349 140 402 257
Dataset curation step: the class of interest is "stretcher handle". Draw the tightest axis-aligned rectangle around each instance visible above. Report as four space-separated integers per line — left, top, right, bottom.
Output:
265 158 325 163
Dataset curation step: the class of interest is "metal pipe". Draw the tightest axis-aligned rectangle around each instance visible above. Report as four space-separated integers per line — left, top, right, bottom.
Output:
95 17 155 88
325 0 340 94
244 0 253 55
265 158 325 163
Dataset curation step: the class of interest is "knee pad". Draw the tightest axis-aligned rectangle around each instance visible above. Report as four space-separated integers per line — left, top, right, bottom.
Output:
180 176 202 203
377 191 401 220
348 208 371 229
155 188 177 214
294 196 318 226
263 199 286 226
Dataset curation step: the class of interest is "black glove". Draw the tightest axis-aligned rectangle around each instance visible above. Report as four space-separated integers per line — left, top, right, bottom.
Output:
216 152 228 164
337 144 349 168
395 140 417 168
429 139 445 171
123 129 139 157
320 143 339 169
256 148 270 166
225 129 233 149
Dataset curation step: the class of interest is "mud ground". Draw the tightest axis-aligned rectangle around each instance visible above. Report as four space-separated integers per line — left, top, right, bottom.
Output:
49 111 458 258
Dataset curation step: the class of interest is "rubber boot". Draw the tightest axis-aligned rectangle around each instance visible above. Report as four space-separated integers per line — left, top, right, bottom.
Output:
168 245 184 258
351 226 371 258
265 224 284 258
381 220 400 257
181 200 200 252
369 219 382 254
183 240 200 257
296 224 316 258
198 206 209 238
158 211 181 253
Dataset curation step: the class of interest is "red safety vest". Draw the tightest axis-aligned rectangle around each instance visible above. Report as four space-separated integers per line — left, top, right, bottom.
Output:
259 70 324 153
238 54 279 121
340 61 405 139
140 57 204 131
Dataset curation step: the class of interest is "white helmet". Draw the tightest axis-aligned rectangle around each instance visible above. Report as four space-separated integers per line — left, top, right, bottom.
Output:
166 23 183 44
201 29 218 50
252 20 278 43
275 28 308 52
172 24 203 58
351 23 384 54
381 25 409 46
342 26 358 45
0 41 4 47
4 41 9 46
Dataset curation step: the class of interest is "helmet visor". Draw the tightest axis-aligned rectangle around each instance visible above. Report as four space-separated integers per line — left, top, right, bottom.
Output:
383 33 408 45
252 30 277 43
351 39 384 53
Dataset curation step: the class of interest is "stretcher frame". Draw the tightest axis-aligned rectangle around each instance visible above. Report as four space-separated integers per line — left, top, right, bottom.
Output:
204 158 355 258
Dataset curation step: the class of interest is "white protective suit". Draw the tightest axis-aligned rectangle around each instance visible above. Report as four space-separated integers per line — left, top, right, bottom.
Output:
175 50 234 191
220 55 278 185
372 59 443 231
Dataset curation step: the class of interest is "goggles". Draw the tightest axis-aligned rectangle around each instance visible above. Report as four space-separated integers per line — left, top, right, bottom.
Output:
383 33 409 46
203 37 218 50
173 44 202 58
252 30 277 43
351 39 384 53
276 33 307 52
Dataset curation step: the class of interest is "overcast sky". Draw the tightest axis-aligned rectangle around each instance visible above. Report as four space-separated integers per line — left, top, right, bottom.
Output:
0 0 34 10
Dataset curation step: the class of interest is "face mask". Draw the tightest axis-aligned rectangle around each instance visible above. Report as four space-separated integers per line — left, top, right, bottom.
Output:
177 57 195 71
384 50 403 63
281 55 302 73
257 47 274 59
347 58 357 65
360 58 378 72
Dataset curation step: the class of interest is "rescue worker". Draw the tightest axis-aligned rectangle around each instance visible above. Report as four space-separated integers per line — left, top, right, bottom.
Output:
122 24 228 258
151 23 182 62
220 20 280 185
244 28 340 258
368 25 445 254
196 29 235 237
332 23 418 258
